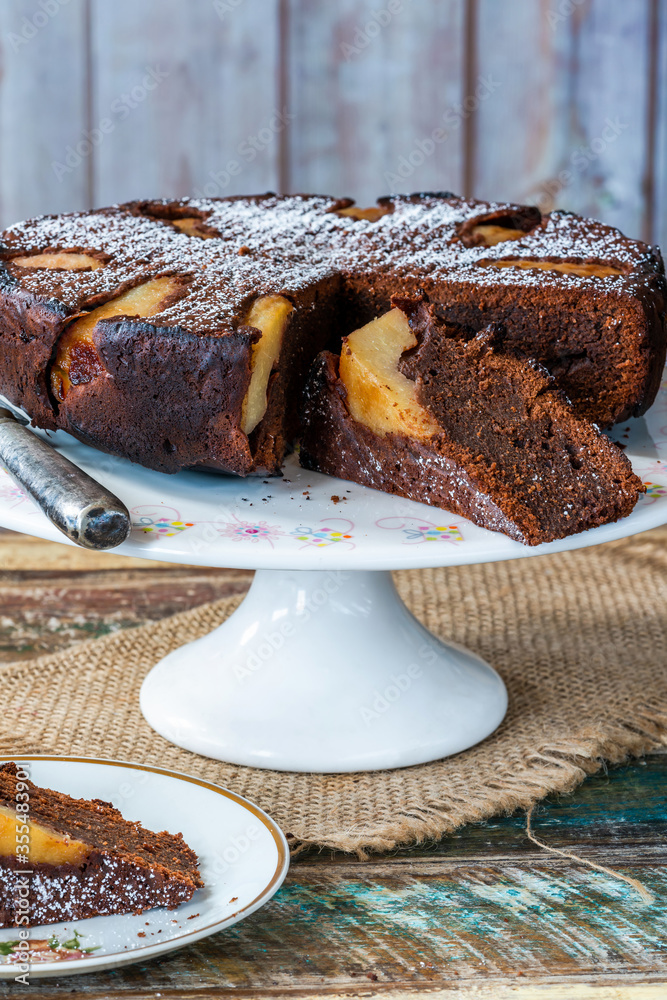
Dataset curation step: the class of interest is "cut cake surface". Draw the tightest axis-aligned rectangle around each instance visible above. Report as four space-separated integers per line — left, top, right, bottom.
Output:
0 762 203 927
300 300 645 546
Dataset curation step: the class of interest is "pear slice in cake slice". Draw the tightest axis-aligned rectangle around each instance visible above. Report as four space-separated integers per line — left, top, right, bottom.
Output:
301 302 644 545
0 762 202 927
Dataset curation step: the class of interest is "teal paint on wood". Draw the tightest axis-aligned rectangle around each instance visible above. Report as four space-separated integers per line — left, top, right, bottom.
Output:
0 755 661 993
451 757 667 838
79 863 665 990
319 756 667 864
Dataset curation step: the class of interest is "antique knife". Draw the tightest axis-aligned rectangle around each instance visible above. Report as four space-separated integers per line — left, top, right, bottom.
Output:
0 402 131 550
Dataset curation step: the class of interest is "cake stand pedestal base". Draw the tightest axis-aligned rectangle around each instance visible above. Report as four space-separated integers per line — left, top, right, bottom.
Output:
140 568 507 772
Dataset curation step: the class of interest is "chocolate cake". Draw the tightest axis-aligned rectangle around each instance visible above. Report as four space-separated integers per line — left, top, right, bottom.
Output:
300 301 644 545
0 193 664 480
0 762 203 926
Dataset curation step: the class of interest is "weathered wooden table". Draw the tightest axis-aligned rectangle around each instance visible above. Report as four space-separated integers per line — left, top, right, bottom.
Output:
0 529 665 999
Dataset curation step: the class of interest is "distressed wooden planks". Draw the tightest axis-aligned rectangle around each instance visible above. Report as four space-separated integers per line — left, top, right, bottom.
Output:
0 755 662 994
474 0 654 239
285 0 466 202
564 0 653 239
473 0 572 210
0 531 665 993
90 0 282 206
0 1 662 237
0 530 251 662
0 0 90 229
654 0 667 248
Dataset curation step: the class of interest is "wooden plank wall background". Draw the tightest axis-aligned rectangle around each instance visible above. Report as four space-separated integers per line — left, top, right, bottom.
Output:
0 0 665 246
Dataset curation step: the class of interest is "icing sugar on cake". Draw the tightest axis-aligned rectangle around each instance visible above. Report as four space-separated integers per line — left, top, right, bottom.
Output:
0 192 664 533
0 762 202 927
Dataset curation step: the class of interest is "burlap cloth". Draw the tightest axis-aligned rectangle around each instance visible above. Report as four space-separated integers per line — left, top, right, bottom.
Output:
1 528 666 855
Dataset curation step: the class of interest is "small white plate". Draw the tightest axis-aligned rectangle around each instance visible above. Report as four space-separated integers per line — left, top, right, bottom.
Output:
0 757 289 979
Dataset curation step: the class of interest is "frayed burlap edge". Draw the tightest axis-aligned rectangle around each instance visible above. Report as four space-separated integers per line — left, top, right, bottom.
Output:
0 527 665 856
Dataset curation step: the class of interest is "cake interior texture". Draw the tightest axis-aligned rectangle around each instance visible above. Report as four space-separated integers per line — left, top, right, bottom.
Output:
0 191 664 542
300 300 645 546
0 762 202 927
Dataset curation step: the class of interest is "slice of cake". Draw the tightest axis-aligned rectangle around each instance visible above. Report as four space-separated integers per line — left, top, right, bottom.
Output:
300 300 644 545
0 762 203 926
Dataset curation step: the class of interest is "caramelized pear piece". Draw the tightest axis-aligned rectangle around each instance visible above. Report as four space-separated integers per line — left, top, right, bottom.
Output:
242 295 294 434
51 276 182 401
171 218 216 239
482 259 623 278
12 252 103 271
0 805 90 865
471 224 527 245
339 307 439 439
338 205 391 222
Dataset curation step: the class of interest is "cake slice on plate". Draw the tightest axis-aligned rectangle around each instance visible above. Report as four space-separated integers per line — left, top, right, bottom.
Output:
0 762 203 926
300 300 644 546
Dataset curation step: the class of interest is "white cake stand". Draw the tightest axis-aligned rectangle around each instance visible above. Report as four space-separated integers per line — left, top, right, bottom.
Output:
1 375 666 773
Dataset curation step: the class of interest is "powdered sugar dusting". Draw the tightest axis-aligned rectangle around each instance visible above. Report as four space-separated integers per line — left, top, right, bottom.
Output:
0 854 196 927
0 193 657 338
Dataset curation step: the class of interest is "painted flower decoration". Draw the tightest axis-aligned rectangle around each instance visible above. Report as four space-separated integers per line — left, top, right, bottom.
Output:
376 516 464 544
131 505 194 539
642 482 667 504
216 519 285 546
0 475 32 510
292 522 354 548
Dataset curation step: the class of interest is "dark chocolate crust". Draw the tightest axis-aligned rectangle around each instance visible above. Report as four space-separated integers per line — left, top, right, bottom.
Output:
60 320 257 474
0 762 202 926
0 851 195 927
300 318 644 547
0 192 664 477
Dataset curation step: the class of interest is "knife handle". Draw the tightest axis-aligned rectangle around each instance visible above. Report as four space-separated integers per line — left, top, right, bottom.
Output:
0 409 131 550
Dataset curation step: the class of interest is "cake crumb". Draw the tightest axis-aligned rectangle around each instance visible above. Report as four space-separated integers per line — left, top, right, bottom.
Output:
137 931 146 938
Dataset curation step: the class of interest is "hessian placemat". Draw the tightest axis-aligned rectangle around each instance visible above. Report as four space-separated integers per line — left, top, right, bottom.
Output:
1 528 666 855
